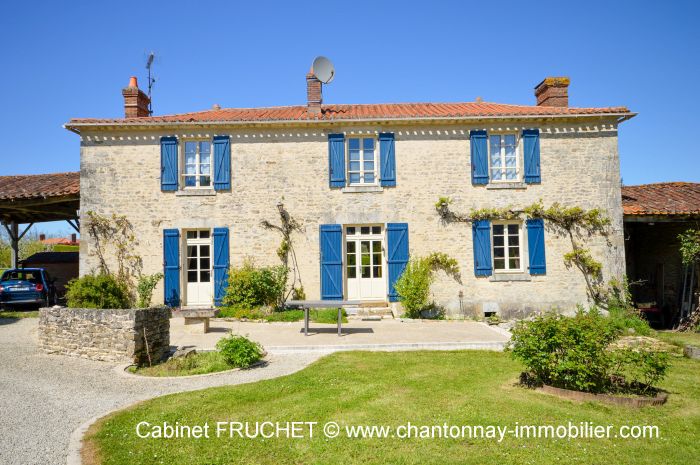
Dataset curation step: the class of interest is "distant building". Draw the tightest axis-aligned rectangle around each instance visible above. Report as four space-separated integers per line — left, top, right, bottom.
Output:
39 234 79 247
21 251 79 297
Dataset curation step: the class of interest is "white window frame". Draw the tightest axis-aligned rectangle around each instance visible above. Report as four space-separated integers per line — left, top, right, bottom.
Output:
492 221 523 272
488 133 520 182
347 137 379 186
181 140 213 189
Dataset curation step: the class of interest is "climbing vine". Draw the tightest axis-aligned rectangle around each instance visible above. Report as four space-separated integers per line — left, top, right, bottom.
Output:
261 202 305 301
435 197 615 306
84 211 143 289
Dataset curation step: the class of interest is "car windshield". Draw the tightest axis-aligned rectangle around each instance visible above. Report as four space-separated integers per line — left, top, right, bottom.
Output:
1 270 42 284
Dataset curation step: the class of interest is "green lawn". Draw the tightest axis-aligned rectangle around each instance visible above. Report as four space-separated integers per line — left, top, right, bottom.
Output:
85 350 699 465
654 330 700 349
0 309 39 318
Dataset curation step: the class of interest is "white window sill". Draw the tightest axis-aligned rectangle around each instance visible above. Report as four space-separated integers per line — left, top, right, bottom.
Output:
486 182 526 190
489 273 531 282
342 185 383 193
176 189 216 197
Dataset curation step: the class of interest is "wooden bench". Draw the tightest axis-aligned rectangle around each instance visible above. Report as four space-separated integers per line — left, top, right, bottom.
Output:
173 308 219 334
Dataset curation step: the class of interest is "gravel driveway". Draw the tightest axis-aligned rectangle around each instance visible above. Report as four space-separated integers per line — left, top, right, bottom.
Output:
0 318 322 465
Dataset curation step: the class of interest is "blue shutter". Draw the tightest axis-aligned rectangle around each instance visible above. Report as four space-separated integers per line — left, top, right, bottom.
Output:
379 133 396 187
527 218 546 275
163 229 180 307
213 227 230 306
472 220 492 276
387 223 409 302
328 133 346 188
470 130 488 185
161 137 178 191
320 224 343 299
213 136 231 190
523 129 541 184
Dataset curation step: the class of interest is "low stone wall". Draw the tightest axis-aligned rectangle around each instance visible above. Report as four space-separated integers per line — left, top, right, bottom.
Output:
39 307 171 365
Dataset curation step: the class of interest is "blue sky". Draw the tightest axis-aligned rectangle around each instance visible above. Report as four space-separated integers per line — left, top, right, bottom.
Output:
1 0 698 235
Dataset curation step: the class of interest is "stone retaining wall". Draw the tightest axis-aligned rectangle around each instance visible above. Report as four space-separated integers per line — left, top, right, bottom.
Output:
38 307 171 365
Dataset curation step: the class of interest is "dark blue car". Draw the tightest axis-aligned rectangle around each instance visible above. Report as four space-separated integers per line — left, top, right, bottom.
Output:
0 268 56 309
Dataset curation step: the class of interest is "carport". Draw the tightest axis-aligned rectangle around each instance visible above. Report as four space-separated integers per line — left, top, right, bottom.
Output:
0 172 80 268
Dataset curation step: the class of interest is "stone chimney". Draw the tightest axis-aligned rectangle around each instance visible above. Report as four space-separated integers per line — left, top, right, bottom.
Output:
534 77 570 107
122 76 151 118
306 72 322 114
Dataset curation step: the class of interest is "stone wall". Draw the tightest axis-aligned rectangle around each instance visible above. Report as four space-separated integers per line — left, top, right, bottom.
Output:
39 307 171 365
78 120 625 317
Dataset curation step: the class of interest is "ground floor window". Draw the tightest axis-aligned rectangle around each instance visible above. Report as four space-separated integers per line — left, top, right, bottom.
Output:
492 222 522 271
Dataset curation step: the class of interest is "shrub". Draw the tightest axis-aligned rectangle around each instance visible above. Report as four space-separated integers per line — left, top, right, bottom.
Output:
136 272 163 308
394 258 432 318
609 348 670 394
216 334 264 368
65 273 132 309
508 309 668 394
221 260 287 309
394 253 460 318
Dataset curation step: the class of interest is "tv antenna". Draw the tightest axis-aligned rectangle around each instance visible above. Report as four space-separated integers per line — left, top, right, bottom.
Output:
145 52 156 115
311 56 335 84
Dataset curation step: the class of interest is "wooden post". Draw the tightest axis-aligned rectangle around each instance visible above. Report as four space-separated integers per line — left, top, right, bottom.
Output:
9 222 19 269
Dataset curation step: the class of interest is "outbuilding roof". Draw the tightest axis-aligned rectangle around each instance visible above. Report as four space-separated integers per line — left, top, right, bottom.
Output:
622 182 700 216
0 172 79 201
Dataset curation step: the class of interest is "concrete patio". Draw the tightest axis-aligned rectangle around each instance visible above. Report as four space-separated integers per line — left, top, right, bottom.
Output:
171 317 510 353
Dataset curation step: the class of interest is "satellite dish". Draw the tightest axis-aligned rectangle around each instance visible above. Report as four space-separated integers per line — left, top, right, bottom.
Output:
312 56 335 84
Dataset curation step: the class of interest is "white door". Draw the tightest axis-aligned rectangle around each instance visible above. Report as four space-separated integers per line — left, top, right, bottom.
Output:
185 230 213 307
346 225 386 301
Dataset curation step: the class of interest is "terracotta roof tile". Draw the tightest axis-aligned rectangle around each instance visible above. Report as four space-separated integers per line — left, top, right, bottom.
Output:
622 182 700 216
67 101 632 126
0 172 80 201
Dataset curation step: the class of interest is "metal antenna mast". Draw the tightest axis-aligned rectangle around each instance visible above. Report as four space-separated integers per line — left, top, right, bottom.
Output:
146 52 156 115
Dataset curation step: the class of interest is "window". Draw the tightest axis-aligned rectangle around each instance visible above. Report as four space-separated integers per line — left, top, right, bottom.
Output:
348 138 377 185
183 141 212 188
489 134 518 181
492 222 522 271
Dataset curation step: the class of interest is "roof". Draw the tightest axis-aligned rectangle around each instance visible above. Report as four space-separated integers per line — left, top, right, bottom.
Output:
21 252 79 265
40 237 79 246
622 182 700 216
66 101 633 128
0 172 80 223
0 172 79 201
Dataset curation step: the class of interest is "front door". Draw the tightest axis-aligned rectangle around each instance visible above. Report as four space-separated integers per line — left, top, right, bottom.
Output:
185 230 213 307
346 225 385 301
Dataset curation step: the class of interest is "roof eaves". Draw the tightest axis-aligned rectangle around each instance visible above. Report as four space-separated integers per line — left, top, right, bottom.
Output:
64 111 635 132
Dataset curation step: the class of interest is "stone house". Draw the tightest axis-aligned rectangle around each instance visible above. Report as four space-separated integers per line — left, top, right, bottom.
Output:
64 73 634 318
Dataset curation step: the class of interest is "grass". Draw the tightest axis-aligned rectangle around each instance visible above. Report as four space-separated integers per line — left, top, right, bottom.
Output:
128 352 238 377
85 350 700 465
0 309 39 318
654 330 700 349
218 307 347 324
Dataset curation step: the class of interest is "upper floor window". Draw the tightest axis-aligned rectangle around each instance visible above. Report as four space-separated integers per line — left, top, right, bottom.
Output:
489 134 518 182
493 222 522 272
348 137 377 185
183 141 212 188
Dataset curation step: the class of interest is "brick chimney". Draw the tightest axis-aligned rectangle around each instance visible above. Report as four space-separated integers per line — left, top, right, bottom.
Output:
39 234 46 241
71 233 77 243
534 77 570 107
306 72 322 114
122 76 151 118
